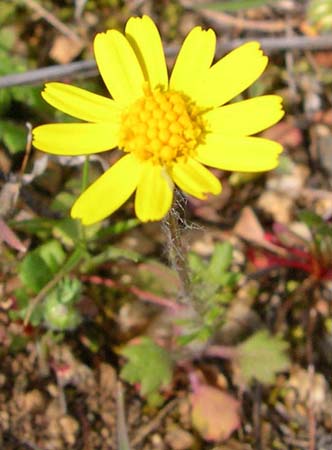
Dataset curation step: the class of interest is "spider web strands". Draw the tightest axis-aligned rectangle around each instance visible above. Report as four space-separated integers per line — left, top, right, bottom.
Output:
2 35 332 89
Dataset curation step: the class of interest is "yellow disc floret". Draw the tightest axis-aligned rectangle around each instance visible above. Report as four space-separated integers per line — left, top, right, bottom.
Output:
119 88 205 166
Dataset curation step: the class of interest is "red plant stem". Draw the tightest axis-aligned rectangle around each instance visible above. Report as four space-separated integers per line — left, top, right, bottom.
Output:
204 345 237 360
81 274 183 312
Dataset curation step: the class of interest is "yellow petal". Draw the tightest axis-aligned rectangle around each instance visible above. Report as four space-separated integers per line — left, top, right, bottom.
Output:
193 42 268 108
171 157 221 199
71 154 141 225
204 95 284 136
41 82 121 123
125 15 168 90
196 135 283 172
33 123 119 155
94 29 145 106
135 163 173 222
170 26 216 97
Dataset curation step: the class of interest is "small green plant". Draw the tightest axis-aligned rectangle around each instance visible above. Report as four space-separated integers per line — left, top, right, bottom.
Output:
179 241 240 344
43 277 82 331
13 240 83 331
249 210 332 280
236 330 289 384
120 337 173 406
121 242 289 428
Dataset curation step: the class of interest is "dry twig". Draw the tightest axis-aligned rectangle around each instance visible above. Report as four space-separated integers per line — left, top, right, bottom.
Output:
201 8 300 33
130 399 178 447
1 35 332 89
18 0 82 43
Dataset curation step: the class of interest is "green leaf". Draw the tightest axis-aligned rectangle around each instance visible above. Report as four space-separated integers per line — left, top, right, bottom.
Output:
219 272 240 288
208 242 233 280
121 337 173 405
52 218 81 247
0 121 27 154
96 218 140 238
19 240 66 292
81 245 141 272
38 240 66 273
19 253 54 293
10 287 44 326
194 0 279 12
298 210 325 229
237 330 290 384
0 87 11 113
11 85 48 111
11 217 54 235
51 191 75 213
61 246 85 273
188 252 206 276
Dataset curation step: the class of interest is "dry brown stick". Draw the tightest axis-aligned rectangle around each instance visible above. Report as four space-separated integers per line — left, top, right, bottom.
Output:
130 399 178 447
180 0 301 32
19 123 32 179
18 0 82 43
0 60 97 88
225 34 332 53
201 8 300 33
2 35 332 89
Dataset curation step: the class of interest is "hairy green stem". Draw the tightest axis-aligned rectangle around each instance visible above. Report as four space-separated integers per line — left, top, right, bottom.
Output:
162 192 204 320
166 206 191 300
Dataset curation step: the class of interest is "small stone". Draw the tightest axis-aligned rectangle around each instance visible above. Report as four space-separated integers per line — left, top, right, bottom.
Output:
150 433 165 449
257 191 293 223
165 427 195 450
59 415 79 445
24 389 45 413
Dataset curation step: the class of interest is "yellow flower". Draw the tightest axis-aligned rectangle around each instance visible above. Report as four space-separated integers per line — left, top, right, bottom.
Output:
33 16 284 224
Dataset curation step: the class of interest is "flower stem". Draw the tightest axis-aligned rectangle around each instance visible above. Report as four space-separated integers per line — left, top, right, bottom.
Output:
162 192 203 318
164 207 191 300
79 156 90 244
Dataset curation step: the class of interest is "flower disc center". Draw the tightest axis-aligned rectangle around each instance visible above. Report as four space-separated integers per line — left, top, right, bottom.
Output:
119 88 205 166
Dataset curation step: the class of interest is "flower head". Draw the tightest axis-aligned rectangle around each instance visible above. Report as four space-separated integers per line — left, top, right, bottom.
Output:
33 16 284 224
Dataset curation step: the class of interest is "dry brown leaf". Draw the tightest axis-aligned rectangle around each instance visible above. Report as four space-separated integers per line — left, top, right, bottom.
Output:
0 218 27 252
191 385 240 442
261 120 303 148
50 35 84 64
233 206 288 256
